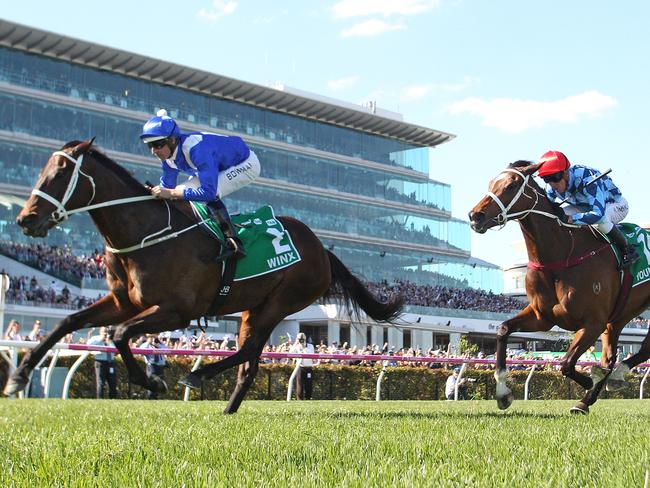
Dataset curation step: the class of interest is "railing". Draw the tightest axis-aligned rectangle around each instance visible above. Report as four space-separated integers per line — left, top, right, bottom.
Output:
1 340 649 401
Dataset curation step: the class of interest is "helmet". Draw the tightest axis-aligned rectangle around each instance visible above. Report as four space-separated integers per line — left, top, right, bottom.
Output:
140 109 180 143
537 150 570 177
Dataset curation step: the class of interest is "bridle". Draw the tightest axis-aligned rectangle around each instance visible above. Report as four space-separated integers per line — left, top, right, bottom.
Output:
483 168 579 229
32 150 156 224
31 149 210 254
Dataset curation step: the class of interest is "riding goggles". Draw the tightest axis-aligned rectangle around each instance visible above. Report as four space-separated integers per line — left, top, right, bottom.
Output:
146 139 168 150
542 172 564 184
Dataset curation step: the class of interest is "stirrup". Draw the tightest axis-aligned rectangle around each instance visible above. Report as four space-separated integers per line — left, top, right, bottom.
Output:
621 249 640 269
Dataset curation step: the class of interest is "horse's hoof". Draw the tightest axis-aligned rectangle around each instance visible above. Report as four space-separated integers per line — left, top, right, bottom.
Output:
150 375 168 394
605 379 628 392
496 392 514 410
178 373 201 390
3 371 29 396
570 402 589 415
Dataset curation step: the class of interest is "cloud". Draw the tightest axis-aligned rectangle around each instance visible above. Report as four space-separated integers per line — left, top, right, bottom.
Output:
401 76 476 101
197 0 237 22
446 90 618 133
332 0 441 18
328 75 361 90
341 19 406 37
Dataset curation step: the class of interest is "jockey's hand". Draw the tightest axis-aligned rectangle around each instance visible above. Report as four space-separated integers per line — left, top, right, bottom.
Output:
150 186 181 200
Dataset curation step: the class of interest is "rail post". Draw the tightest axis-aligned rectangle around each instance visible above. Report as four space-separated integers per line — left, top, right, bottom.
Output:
524 364 537 400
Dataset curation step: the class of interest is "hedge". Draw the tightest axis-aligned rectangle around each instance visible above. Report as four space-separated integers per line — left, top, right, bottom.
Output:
0 356 646 401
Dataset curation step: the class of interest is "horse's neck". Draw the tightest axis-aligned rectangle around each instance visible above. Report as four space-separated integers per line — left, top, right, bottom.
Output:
519 212 594 264
88 165 171 250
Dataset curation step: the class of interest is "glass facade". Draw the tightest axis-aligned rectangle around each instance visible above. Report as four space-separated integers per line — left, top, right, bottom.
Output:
0 46 503 292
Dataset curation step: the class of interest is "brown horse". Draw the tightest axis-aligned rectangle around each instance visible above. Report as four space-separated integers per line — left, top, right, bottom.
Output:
469 161 650 414
4 140 403 413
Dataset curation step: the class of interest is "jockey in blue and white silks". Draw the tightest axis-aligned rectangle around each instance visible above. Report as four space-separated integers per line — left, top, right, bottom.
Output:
537 150 639 269
140 109 260 259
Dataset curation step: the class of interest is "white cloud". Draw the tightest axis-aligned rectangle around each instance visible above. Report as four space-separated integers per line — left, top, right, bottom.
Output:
341 19 406 37
446 90 618 133
197 0 237 22
332 0 440 18
400 77 476 101
327 75 360 90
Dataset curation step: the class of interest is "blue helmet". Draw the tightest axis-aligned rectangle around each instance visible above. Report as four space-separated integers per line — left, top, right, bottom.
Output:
140 109 180 143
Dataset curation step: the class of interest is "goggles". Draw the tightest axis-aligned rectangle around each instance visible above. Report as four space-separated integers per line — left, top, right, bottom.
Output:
542 172 564 184
146 139 168 150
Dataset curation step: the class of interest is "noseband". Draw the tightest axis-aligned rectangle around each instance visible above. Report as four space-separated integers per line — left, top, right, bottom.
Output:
31 151 96 223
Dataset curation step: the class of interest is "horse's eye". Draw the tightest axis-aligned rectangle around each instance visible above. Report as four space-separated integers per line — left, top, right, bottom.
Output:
506 182 517 191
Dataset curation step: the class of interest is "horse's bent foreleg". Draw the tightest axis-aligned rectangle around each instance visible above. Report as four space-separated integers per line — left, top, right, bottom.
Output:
3 295 132 396
111 306 189 394
494 306 553 410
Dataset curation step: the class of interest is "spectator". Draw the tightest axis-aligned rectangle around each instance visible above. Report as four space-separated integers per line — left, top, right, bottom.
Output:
4 319 22 341
27 320 43 342
445 367 468 400
289 332 315 400
87 326 118 399
139 335 166 400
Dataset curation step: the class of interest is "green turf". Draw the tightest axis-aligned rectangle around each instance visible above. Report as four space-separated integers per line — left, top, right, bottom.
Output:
0 399 648 487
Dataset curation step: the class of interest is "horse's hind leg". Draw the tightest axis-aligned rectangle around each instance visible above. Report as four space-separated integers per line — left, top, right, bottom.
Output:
3 295 133 396
609 328 650 389
182 309 277 412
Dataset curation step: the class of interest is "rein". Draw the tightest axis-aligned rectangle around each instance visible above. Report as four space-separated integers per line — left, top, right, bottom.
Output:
485 168 608 271
35 149 210 254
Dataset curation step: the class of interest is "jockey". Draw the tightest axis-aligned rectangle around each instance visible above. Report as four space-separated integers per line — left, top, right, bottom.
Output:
537 150 639 269
140 109 260 259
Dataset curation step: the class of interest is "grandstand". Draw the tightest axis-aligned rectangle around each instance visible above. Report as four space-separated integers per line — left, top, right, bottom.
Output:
0 19 646 356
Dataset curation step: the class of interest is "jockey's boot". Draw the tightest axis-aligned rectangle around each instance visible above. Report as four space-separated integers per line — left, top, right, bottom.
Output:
207 200 245 260
607 225 639 269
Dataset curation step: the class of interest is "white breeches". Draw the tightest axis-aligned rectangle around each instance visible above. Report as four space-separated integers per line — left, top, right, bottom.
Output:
563 197 629 234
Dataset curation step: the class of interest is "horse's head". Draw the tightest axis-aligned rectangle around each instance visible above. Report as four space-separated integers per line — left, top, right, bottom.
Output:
17 139 96 237
468 160 543 233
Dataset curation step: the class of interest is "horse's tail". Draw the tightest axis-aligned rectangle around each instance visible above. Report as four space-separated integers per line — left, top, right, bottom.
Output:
325 250 404 323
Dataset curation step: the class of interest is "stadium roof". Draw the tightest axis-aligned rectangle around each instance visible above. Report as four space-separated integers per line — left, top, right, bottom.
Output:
0 19 455 148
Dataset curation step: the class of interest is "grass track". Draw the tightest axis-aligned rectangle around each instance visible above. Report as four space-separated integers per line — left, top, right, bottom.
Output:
0 399 648 487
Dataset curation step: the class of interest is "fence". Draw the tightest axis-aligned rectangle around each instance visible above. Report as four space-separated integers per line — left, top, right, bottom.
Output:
1 340 649 401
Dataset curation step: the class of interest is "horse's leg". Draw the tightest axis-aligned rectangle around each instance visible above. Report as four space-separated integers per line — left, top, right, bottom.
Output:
3 295 133 396
559 326 606 415
111 306 189 394
494 305 553 410
610 328 650 388
222 316 274 414
181 308 277 410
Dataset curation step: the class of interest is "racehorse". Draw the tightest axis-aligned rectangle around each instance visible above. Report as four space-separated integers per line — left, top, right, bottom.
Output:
468 160 650 414
4 139 403 413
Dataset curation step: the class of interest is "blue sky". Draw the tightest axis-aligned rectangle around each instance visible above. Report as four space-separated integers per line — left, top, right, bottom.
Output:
2 1 649 268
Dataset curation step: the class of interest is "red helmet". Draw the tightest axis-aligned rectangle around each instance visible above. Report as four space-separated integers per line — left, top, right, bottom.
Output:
537 150 570 177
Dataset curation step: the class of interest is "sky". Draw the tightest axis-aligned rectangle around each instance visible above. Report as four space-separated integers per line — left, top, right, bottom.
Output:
2 1 649 268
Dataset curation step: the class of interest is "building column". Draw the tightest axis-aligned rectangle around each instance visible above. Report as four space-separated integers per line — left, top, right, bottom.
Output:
387 327 403 351
327 320 340 346
448 332 462 356
370 325 383 349
270 319 299 346
349 322 366 348
412 329 433 352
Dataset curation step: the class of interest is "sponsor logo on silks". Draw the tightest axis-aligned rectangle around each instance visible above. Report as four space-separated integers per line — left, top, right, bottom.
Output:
266 219 277 226
266 252 297 269
253 218 263 225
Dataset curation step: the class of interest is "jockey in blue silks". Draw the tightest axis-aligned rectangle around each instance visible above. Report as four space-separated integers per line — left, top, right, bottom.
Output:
537 150 639 269
140 109 260 259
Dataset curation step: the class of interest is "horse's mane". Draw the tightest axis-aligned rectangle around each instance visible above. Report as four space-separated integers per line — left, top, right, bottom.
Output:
507 159 567 220
62 141 149 195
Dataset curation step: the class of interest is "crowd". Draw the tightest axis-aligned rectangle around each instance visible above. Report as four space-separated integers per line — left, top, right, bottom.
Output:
3 272 100 309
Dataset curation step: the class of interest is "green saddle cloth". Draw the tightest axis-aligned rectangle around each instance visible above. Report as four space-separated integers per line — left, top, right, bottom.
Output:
190 203 302 281
617 223 650 287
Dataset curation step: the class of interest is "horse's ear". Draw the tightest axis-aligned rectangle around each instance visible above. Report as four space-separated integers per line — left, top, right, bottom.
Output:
525 162 544 176
72 137 96 157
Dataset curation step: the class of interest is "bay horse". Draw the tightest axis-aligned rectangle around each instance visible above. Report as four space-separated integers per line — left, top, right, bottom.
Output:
469 161 650 414
4 140 403 413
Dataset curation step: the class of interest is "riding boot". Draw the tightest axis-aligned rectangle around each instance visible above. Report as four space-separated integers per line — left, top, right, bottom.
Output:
607 225 639 269
206 200 245 259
